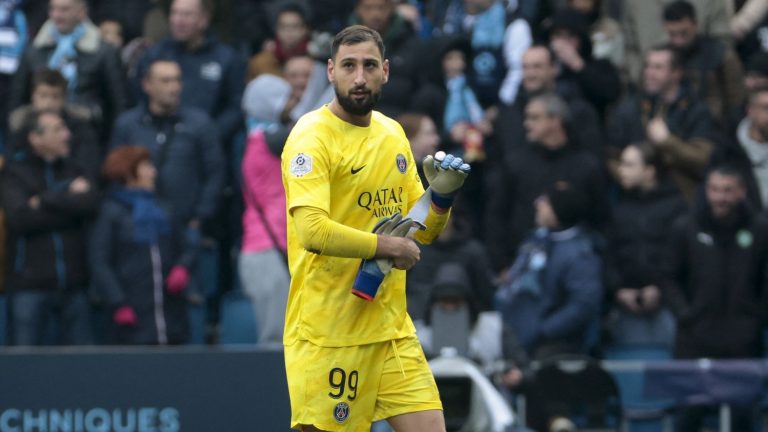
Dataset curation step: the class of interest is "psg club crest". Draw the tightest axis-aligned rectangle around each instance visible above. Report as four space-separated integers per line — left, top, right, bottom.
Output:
396 154 407 173
333 402 350 423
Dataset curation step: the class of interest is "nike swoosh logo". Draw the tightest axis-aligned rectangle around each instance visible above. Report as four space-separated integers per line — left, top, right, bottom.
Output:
351 165 366 174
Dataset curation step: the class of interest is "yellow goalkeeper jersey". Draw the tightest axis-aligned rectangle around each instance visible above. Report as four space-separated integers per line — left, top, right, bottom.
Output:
281 106 425 347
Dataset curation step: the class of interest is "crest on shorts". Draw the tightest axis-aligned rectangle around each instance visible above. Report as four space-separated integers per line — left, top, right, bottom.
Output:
290 153 313 177
396 154 407 173
333 402 350 423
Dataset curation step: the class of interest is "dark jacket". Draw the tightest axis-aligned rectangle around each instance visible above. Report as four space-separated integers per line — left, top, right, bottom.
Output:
135 35 246 141
407 219 496 321
90 193 192 344
8 19 127 130
111 105 225 225
607 87 716 201
350 12 421 116
496 226 603 358
1 153 99 291
663 202 768 358
485 142 610 270
605 179 688 292
680 35 744 122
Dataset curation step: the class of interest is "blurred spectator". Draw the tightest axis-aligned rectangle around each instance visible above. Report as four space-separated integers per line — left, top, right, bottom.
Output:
567 0 624 70
248 1 312 81
663 165 767 430
493 44 603 161
418 262 523 374
710 86 768 210
498 2 533 106
9 0 127 138
744 51 768 91
239 74 291 344
97 18 123 49
281 55 333 123
607 45 716 202
1 109 99 345
622 0 732 84
0 0 27 138
485 93 609 272
662 0 744 122
349 0 420 115
90 146 191 345
397 112 440 185
406 211 495 327
604 142 685 348
8 68 100 178
495 182 603 360
543 9 622 120
730 0 768 60
135 0 245 144
88 0 153 43
112 59 224 231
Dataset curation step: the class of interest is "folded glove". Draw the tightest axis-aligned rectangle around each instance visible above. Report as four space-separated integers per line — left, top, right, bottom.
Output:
352 213 418 301
422 151 471 209
166 265 190 295
113 305 138 327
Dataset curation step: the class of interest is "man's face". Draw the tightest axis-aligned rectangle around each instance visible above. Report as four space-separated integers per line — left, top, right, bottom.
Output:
442 50 466 79
29 113 70 159
284 56 314 99
664 18 698 50
32 84 65 112
170 0 209 43
524 100 556 143
748 92 768 139
550 29 581 52
643 50 679 95
355 0 393 33
328 41 388 116
522 47 557 94
706 172 746 220
143 61 182 111
49 0 86 34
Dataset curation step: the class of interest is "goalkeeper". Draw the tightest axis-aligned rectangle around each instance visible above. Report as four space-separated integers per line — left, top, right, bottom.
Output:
281 25 470 432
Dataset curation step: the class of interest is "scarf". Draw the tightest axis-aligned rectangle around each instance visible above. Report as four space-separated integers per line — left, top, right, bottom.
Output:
443 74 484 132
47 22 85 96
273 38 309 64
471 1 505 49
111 188 170 244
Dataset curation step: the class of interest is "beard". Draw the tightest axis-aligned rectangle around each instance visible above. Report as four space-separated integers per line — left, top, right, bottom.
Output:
334 86 381 116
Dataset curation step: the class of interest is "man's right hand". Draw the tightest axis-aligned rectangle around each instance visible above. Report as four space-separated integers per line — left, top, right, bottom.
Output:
376 235 420 270
69 177 91 194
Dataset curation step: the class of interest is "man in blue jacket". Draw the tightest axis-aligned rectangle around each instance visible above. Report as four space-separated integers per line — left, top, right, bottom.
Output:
134 0 244 144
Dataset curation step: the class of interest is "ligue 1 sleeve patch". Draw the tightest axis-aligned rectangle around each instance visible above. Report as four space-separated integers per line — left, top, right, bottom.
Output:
290 153 313 177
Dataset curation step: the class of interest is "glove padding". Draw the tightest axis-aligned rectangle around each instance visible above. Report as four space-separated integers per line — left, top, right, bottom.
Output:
352 213 419 301
422 152 471 209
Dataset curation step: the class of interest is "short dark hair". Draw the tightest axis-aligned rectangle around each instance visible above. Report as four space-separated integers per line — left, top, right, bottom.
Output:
20 109 60 139
707 163 746 186
626 141 666 176
663 0 697 22
32 69 68 91
331 25 385 60
526 43 557 66
102 145 151 183
143 58 179 80
648 44 684 70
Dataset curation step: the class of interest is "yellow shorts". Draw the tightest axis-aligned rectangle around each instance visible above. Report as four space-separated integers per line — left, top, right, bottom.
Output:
284 334 443 431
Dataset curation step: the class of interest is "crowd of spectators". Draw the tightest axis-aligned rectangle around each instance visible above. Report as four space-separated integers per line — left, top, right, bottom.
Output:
2 0 768 428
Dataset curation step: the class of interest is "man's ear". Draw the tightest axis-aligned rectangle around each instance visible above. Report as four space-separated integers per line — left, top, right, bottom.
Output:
382 58 390 84
327 58 334 83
